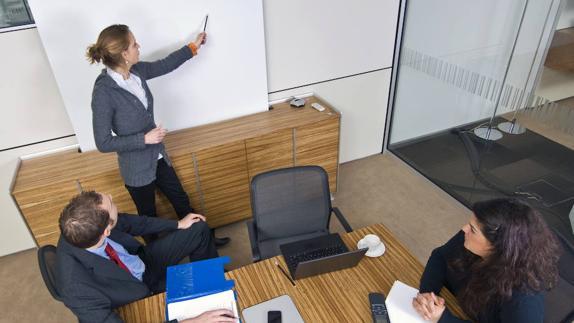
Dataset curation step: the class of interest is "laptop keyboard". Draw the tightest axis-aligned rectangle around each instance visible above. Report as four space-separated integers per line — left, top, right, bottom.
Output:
285 244 347 272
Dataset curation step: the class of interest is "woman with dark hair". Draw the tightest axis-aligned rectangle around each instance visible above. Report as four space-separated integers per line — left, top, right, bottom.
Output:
413 198 561 322
86 24 229 245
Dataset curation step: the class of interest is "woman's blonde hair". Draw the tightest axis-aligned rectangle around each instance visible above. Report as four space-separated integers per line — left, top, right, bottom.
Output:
86 24 131 69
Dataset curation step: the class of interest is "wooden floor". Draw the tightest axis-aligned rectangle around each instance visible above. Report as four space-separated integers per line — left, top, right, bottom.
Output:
0 153 469 322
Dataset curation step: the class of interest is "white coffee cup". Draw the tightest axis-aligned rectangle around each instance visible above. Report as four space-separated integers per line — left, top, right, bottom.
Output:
357 234 386 257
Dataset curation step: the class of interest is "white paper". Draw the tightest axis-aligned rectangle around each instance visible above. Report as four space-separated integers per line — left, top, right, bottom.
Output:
167 289 239 322
386 280 427 323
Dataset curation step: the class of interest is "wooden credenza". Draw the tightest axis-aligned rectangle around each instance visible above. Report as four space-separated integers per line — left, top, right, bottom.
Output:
11 97 340 247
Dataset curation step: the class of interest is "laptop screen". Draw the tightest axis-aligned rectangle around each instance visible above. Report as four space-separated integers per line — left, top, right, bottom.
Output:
293 247 368 280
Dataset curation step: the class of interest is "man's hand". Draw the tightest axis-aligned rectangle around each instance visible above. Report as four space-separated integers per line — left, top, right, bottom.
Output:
194 32 207 48
412 292 445 322
178 212 206 229
179 309 236 323
144 125 167 144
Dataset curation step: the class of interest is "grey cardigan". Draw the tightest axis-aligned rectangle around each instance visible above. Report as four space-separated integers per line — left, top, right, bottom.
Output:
92 46 194 187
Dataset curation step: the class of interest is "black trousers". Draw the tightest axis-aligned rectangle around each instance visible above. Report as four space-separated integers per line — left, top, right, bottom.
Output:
126 158 193 220
140 220 218 294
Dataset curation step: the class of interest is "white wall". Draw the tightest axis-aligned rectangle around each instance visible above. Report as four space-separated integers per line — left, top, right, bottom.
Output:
0 1 399 256
264 0 397 163
263 0 397 93
0 28 74 150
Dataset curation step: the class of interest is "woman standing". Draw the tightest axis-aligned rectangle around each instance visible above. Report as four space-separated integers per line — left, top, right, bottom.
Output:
86 24 229 245
413 198 560 322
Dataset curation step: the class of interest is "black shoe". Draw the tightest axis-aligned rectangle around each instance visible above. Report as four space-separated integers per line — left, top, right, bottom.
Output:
214 236 231 248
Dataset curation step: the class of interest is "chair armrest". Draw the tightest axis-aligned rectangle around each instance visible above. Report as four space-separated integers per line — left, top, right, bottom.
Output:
246 220 261 262
332 207 352 233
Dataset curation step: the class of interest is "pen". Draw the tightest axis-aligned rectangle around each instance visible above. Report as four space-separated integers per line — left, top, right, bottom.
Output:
203 14 209 32
275 260 295 286
201 14 208 45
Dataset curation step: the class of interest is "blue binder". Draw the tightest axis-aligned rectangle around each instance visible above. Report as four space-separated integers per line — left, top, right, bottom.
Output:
166 256 235 320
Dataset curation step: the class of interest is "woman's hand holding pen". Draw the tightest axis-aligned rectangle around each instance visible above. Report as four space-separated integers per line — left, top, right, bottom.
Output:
144 125 167 144
412 292 445 322
194 32 207 49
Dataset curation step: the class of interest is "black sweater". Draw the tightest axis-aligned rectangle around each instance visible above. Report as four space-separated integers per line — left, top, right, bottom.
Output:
419 231 544 323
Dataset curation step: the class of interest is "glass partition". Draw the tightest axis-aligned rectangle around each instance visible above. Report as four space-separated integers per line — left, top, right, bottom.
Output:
387 0 574 241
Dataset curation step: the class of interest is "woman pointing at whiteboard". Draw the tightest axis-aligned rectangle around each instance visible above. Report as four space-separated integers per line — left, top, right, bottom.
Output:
86 24 229 246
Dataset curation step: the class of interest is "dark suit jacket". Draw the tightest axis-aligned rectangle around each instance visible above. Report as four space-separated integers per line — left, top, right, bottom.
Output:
91 46 194 187
57 213 177 323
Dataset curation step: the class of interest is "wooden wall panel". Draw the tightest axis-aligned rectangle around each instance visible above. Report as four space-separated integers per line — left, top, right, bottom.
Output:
195 142 251 227
295 118 340 192
13 183 78 247
245 129 293 183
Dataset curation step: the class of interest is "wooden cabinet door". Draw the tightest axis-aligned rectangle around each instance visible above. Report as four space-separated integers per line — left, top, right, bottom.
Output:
80 168 184 221
295 118 340 192
80 169 139 215
245 129 294 183
170 153 203 216
12 182 78 247
194 141 251 227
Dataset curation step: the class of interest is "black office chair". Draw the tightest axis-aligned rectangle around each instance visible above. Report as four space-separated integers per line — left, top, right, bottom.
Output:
246 165 353 262
544 230 574 323
37 244 62 302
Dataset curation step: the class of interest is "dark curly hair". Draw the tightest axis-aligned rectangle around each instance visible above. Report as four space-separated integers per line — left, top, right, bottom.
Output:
451 198 560 319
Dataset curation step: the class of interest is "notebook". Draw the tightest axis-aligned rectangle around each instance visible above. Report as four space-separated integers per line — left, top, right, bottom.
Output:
166 256 238 322
385 280 427 323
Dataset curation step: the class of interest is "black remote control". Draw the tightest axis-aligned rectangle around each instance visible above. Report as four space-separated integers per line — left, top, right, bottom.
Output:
369 292 391 323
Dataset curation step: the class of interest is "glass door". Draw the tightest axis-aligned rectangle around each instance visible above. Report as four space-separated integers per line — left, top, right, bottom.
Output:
386 0 573 240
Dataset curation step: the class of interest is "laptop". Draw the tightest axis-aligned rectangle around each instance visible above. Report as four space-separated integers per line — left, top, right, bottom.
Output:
279 233 368 280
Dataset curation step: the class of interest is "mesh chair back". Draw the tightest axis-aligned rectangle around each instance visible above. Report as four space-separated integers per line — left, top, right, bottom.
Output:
250 166 331 241
37 245 62 301
545 230 574 323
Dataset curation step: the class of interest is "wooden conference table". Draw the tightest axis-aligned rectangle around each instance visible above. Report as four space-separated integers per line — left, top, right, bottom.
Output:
117 223 466 322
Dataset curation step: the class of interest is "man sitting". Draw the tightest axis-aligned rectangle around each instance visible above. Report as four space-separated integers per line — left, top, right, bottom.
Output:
56 191 235 323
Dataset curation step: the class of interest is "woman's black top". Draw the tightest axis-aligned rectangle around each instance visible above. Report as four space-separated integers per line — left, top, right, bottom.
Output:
420 231 544 323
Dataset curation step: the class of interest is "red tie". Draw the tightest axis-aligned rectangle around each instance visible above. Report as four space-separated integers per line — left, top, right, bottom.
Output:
104 243 131 274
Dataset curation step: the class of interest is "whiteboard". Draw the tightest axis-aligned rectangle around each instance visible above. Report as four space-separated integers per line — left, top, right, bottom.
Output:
28 0 268 151
263 0 399 93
